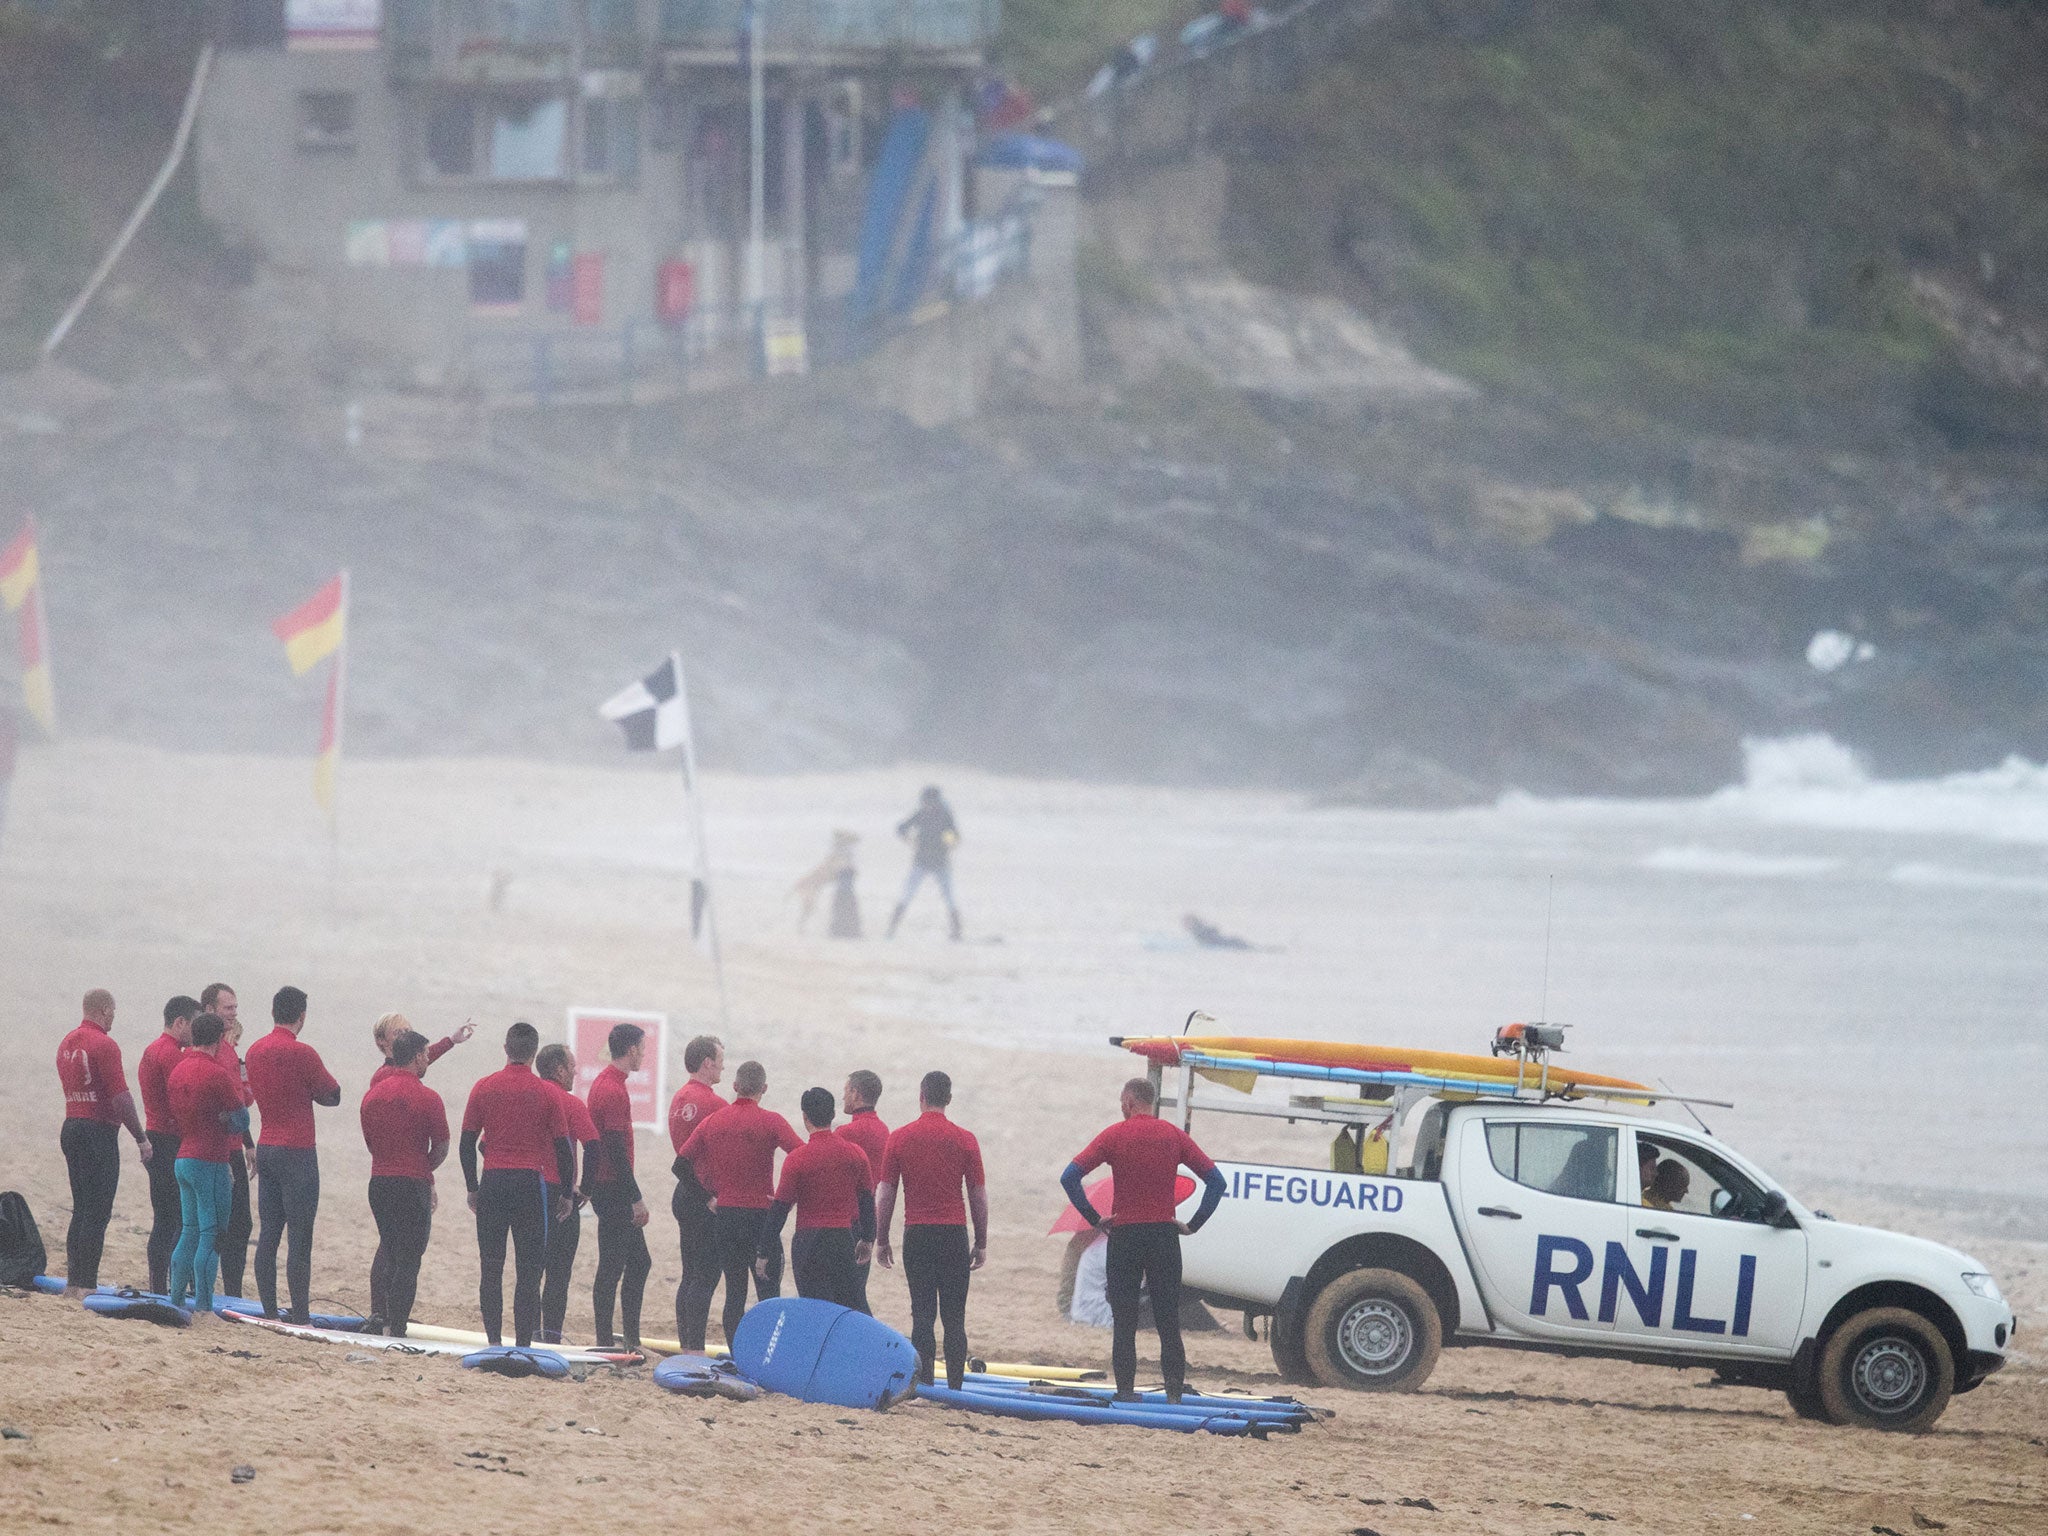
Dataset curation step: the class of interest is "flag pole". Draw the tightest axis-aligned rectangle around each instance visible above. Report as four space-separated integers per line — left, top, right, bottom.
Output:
674 652 731 1027
328 567 350 883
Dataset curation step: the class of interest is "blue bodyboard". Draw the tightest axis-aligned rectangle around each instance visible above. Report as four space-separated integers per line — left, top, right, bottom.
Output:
461 1346 569 1380
653 1352 762 1401
83 1290 190 1327
916 1382 1255 1435
730 1298 918 1409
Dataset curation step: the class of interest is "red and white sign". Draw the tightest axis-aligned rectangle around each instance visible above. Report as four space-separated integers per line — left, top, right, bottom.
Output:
567 1007 667 1134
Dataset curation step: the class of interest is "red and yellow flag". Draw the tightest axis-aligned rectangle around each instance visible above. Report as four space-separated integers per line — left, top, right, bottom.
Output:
273 572 349 814
1 517 55 733
272 574 347 675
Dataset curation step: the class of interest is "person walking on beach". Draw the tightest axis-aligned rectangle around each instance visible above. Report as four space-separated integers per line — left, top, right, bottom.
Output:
165 1012 249 1316
358 1030 449 1338
139 995 199 1293
56 989 151 1291
198 983 254 1299
587 1023 653 1351
1060 1078 1227 1403
246 986 341 1323
461 1022 572 1348
534 1043 601 1344
837 1070 888 1312
667 1035 727 1350
676 1059 799 1344
875 1070 987 1389
758 1087 874 1310
886 785 963 940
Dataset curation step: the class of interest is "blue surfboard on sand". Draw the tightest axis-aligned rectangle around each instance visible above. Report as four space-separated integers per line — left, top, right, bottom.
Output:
730 1298 918 1410
653 1352 762 1401
65 1283 362 1331
82 1291 190 1327
916 1382 1264 1435
32 1275 65 1294
461 1346 569 1380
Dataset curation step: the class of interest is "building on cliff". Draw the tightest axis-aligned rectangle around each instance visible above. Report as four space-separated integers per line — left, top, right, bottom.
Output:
194 0 1071 400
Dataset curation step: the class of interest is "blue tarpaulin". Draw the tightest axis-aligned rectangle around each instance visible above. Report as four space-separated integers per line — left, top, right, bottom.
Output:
975 133 1084 175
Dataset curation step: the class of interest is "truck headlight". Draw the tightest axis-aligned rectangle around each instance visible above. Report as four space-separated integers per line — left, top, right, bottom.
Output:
1962 1272 2003 1303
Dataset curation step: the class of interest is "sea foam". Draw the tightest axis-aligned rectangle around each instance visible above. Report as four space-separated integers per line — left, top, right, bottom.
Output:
1708 734 2048 846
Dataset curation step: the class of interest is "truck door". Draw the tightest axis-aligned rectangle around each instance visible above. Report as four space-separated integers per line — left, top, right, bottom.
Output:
1455 1117 1627 1342
1611 1129 1808 1355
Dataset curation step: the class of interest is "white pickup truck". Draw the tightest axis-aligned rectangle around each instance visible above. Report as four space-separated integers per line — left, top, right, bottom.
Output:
1141 1051 2015 1432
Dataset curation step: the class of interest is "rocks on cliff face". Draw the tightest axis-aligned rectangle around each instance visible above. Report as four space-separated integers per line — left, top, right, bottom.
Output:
2 356 2043 800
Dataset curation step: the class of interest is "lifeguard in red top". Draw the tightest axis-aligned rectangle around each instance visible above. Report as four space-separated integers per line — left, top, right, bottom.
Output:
55 987 151 1291
165 1012 250 1314
369 1011 475 1086
1061 1077 1228 1403
460 1021 573 1348
244 985 342 1323
758 1086 876 1311
534 1042 602 1346
138 995 199 1294
677 1058 800 1344
586 1022 654 1351
875 1070 989 1389
837 1069 889 1313
359 1029 450 1338
666 1034 728 1350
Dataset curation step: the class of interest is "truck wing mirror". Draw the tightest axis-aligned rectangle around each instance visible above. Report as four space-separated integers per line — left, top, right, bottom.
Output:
1759 1189 1790 1227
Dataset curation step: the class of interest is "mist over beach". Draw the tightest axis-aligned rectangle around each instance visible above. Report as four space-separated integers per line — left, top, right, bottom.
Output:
4 0 2047 1530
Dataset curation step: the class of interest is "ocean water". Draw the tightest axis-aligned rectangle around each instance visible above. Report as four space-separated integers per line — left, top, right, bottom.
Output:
858 735 2048 1231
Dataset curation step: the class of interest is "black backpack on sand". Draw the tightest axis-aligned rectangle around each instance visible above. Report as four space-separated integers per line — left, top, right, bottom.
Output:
0 1191 48 1287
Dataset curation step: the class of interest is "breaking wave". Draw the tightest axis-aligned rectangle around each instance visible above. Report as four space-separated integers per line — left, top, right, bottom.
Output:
1708 734 2048 846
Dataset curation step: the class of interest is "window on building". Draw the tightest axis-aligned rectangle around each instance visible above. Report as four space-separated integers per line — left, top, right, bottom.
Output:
424 95 476 177
297 91 357 152
467 220 528 311
488 97 568 181
580 97 641 180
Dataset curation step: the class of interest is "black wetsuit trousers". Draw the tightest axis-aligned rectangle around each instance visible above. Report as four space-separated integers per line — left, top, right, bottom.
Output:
366 1175 432 1336
60 1120 120 1289
673 1179 720 1349
1106 1222 1185 1396
712 1206 782 1345
903 1224 973 1389
790 1227 862 1310
144 1130 183 1294
591 1189 652 1346
538 1185 580 1342
476 1168 548 1347
254 1145 320 1321
218 1149 252 1299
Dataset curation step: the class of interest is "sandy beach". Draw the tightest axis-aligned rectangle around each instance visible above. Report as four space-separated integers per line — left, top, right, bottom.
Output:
1 741 2041 1534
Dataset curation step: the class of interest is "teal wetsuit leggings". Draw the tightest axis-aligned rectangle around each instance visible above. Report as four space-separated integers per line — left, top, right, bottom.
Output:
169 1157 232 1311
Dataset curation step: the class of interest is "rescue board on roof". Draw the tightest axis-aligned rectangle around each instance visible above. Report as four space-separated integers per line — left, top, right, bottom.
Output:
1117 1035 1653 1097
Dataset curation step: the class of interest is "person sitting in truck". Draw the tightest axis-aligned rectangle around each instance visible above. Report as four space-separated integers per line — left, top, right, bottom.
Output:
1643 1159 1691 1211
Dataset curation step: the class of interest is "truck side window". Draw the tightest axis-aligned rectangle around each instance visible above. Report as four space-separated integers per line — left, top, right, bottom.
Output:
1487 1123 1618 1203
1638 1135 1775 1222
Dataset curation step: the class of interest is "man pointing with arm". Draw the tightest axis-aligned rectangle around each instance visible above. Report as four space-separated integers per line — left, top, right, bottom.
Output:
1061 1077 1227 1404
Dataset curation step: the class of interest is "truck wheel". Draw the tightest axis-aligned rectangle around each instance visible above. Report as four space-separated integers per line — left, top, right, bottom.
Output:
1302 1268 1441 1392
1269 1303 1316 1385
1816 1307 1954 1432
